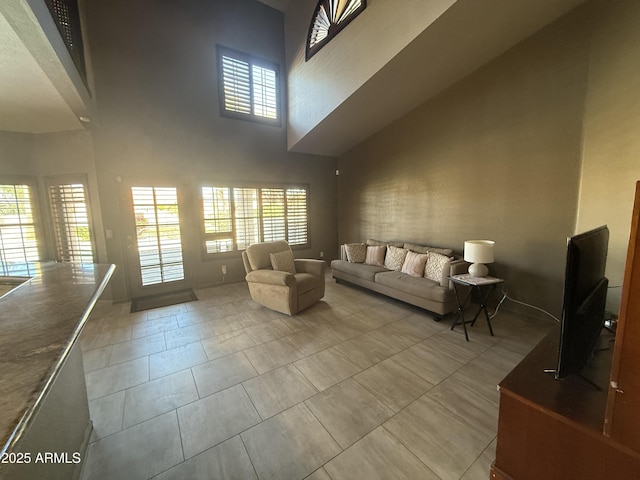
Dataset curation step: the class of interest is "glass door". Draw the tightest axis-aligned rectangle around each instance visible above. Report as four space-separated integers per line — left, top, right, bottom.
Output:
127 186 188 297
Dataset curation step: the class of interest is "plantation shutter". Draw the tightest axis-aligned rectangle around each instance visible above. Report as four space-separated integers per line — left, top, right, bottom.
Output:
286 188 308 245
221 55 252 115
261 189 285 242
252 65 278 120
0 184 40 271
234 188 259 250
49 182 94 263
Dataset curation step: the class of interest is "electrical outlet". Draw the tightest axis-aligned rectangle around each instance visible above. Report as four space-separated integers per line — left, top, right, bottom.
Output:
319 251 324 258
221 265 227 275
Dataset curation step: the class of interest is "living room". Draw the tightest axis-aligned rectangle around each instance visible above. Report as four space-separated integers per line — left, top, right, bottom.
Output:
2 0 639 318
1 0 640 478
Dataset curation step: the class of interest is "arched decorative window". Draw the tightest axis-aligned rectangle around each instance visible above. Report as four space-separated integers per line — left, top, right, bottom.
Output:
306 0 367 61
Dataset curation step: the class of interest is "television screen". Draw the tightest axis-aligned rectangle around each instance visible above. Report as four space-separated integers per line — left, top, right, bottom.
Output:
555 225 609 379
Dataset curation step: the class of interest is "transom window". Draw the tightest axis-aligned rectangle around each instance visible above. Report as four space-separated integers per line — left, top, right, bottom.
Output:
307 0 367 60
217 46 280 125
202 185 308 255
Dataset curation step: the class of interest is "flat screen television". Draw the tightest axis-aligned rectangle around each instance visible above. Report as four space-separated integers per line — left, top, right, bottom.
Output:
555 225 609 380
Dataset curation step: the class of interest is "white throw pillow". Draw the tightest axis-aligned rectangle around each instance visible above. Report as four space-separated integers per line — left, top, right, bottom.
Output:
424 252 452 282
401 251 429 277
385 246 408 271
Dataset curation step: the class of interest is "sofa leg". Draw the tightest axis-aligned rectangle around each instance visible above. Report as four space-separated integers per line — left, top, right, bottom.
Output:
433 315 443 322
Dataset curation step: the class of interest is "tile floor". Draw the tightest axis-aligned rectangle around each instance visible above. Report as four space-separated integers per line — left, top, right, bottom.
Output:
79 273 553 480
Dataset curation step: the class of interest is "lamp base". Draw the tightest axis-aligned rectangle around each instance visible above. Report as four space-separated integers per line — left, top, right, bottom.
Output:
468 263 489 277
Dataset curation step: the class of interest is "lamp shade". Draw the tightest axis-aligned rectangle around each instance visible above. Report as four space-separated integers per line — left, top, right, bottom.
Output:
464 240 495 264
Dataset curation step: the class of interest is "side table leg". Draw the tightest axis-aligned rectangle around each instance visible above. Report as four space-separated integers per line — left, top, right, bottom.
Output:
470 284 495 336
451 283 470 341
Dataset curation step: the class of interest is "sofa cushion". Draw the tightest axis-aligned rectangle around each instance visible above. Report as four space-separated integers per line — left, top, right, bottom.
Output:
270 250 296 274
375 271 454 303
345 243 367 263
365 245 386 266
425 252 453 282
385 246 408 271
331 259 388 282
401 251 428 277
404 242 454 257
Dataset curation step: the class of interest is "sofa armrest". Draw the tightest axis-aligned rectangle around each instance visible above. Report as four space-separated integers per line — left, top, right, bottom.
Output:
295 259 327 277
246 269 295 287
441 258 469 288
448 258 469 276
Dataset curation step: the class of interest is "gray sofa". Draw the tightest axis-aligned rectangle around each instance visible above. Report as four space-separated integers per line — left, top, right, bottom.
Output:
330 240 468 319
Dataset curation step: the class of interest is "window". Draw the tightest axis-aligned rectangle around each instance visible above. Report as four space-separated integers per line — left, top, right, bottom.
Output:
132 187 185 286
202 185 309 255
217 46 280 125
307 0 367 60
0 183 41 275
48 178 95 264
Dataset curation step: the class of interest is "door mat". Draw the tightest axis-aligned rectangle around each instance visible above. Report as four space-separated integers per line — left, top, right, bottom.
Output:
131 289 198 313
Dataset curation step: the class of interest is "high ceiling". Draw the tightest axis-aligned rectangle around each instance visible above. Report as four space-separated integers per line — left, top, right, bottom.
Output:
1 0 589 157
256 0 291 13
0 0 89 134
286 0 590 156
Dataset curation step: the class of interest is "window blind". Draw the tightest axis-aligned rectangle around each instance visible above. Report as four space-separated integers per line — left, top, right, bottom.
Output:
221 55 252 116
218 46 280 124
0 185 40 270
201 184 309 255
132 187 184 286
49 183 94 263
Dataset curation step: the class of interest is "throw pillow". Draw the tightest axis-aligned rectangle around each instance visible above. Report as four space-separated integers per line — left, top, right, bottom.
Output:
401 251 428 277
345 243 367 263
384 246 408 271
424 252 453 282
365 245 386 266
270 250 296 274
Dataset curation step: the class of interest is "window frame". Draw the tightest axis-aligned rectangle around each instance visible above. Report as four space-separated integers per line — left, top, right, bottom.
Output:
216 45 281 126
45 174 97 265
200 183 310 259
306 0 367 61
0 176 45 276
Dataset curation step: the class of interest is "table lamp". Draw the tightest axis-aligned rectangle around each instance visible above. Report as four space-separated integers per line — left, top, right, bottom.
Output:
464 240 495 277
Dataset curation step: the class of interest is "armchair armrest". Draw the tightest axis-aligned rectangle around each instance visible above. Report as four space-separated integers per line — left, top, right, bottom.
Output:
294 259 327 277
246 269 295 287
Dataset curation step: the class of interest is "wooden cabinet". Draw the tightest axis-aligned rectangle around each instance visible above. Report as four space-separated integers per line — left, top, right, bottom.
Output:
491 181 640 479
604 181 640 450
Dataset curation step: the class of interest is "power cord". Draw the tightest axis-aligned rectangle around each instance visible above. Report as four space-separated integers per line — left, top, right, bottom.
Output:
490 285 560 323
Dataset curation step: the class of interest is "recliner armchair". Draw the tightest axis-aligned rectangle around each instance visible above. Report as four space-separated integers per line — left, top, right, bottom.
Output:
242 240 326 315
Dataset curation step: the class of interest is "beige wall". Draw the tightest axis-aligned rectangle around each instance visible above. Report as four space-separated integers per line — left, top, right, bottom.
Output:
82 0 337 301
0 129 107 267
338 7 594 317
578 0 640 310
285 0 456 151
338 0 640 317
